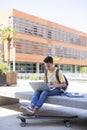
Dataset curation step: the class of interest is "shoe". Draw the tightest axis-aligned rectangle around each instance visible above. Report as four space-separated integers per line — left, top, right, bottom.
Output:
20 106 34 115
33 108 38 114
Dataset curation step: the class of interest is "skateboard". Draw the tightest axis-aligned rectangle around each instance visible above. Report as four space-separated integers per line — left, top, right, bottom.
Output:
17 113 77 127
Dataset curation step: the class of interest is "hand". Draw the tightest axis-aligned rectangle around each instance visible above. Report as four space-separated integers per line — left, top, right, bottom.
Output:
47 83 54 89
49 84 54 89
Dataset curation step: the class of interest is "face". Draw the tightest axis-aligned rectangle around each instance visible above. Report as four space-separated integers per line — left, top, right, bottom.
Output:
44 62 54 71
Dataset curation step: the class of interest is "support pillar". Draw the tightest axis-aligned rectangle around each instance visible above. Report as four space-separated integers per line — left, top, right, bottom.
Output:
36 63 39 80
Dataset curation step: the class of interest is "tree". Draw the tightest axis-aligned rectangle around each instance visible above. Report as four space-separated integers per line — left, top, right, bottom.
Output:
81 67 87 73
0 51 9 75
0 26 16 70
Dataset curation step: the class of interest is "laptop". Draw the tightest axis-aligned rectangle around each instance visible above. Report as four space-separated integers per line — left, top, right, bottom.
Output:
29 81 50 91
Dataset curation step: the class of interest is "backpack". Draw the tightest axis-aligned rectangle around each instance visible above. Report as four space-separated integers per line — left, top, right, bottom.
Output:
45 68 68 91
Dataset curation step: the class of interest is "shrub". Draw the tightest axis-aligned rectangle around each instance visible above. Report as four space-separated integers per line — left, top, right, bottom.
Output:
0 62 9 75
0 51 9 75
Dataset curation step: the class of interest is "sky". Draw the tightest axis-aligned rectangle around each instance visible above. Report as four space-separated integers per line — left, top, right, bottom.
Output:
0 0 87 33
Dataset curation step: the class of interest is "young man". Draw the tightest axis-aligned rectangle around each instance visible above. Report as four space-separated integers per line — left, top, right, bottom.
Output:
20 56 66 115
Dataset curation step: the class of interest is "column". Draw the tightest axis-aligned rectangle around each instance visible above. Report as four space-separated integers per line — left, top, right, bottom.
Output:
36 63 39 80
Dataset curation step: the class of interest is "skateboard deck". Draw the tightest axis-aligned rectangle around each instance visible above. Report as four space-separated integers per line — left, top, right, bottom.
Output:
17 113 77 127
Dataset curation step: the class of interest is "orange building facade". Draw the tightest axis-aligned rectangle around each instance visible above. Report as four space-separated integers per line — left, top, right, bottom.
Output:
0 9 87 73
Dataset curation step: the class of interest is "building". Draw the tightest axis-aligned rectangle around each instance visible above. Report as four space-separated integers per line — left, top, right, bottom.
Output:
0 9 87 74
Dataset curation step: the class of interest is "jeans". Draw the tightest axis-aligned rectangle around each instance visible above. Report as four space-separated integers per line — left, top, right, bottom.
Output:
30 88 61 110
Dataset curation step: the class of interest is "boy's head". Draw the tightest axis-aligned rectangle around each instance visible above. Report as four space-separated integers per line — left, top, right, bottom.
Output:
43 56 53 63
43 56 54 70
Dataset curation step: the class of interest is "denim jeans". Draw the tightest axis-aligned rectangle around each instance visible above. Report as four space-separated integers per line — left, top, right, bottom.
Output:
30 88 61 110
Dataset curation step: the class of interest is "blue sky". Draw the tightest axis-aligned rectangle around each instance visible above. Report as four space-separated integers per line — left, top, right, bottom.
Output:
0 0 87 33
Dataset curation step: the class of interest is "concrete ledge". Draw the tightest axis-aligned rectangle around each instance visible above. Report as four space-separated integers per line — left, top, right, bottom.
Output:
0 87 87 110
15 91 87 110
0 96 19 105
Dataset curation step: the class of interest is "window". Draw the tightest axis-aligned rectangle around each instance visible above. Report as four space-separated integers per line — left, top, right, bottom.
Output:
48 31 52 39
39 63 44 73
33 26 37 35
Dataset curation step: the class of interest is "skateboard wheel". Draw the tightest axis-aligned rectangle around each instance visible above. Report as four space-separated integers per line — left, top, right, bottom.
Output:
64 120 71 127
20 119 26 127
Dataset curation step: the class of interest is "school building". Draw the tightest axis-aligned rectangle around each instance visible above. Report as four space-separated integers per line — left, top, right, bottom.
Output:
0 9 87 74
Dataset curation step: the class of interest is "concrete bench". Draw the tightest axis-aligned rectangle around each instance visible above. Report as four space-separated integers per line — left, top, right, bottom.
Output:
15 91 87 110
0 87 87 110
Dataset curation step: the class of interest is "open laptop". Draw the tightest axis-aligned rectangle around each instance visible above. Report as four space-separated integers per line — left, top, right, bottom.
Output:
29 81 50 91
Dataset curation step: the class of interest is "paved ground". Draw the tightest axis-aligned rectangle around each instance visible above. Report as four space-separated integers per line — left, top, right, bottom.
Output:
0 102 87 130
0 79 87 130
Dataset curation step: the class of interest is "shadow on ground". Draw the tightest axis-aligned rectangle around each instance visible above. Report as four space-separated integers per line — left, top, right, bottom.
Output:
0 103 87 130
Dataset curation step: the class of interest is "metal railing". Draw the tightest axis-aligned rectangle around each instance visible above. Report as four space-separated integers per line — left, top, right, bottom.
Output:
18 73 87 81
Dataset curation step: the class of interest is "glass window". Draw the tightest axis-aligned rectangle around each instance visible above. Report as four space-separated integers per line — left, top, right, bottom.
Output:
39 63 44 73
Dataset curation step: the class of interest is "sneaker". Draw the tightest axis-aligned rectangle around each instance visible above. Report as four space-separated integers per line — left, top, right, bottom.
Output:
20 106 34 115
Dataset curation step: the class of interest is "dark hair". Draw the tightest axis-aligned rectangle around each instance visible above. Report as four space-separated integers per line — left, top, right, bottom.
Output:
43 56 53 63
